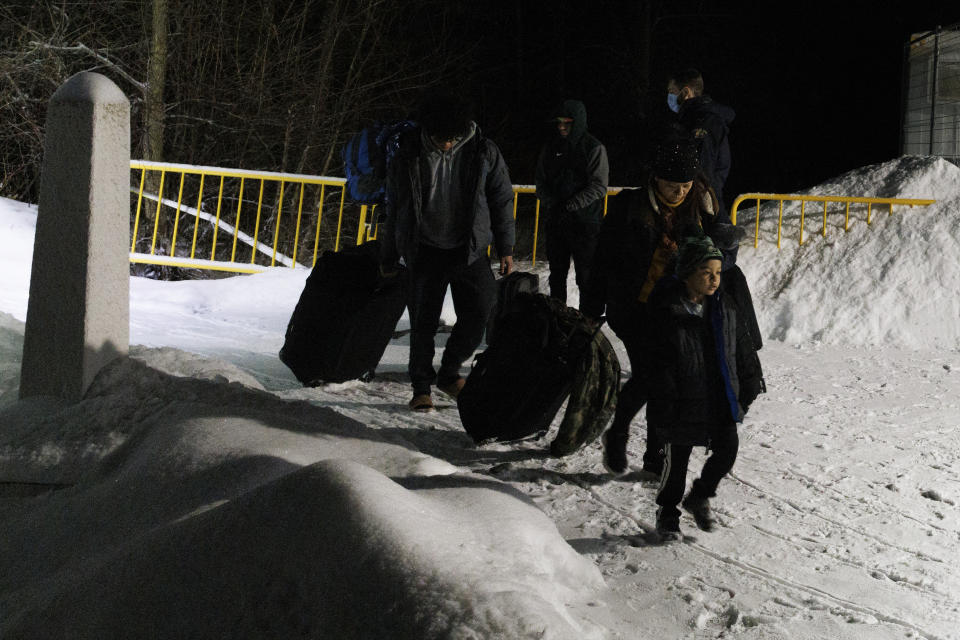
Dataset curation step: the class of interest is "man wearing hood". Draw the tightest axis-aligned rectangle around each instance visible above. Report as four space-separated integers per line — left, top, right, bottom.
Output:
667 69 735 205
535 99 609 307
380 90 515 413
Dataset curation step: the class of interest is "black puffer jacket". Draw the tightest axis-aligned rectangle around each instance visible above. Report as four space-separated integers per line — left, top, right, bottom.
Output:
645 276 764 447
580 175 724 333
380 124 515 269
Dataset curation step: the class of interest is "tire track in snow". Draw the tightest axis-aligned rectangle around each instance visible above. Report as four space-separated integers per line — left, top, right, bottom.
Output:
683 541 953 640
729 470 949 564
735 450 959 539
778 463 958 536
744 520 956 602
533 469 952 640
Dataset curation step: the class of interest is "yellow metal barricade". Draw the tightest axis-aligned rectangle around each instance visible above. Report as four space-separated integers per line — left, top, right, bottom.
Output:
731 193 936 249
510 185 621 266
128 161 624 273
129 161 353 273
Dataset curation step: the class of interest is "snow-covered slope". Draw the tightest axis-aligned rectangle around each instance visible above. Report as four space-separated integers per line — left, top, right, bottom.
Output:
740 156 960 348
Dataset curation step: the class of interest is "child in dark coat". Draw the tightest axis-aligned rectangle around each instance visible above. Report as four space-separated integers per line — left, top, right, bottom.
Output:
645 234 764 541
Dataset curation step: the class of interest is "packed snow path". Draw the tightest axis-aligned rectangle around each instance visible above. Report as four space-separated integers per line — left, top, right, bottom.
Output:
275 338 960 640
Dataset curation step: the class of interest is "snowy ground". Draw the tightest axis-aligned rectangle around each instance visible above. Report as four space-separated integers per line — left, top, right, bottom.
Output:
1 156 959 639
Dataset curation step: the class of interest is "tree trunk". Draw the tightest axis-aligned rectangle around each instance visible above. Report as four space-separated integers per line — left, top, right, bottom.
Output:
141 0 168 259
144 0 167 162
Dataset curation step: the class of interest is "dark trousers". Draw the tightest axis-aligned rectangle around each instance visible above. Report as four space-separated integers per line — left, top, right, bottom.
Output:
545 219 599 307
655 427 739 521
607 323 662 472
407 246 496 395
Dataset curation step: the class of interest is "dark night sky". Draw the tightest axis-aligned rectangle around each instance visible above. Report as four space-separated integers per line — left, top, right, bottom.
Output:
459 2 960 205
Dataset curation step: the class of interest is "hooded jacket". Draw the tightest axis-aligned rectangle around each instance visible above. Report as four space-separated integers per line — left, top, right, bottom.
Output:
535 100 609 225
644 276 763 446
678 95 735 200
380 123 515 268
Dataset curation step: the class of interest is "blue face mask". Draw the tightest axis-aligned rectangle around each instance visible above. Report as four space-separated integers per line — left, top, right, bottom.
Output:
667 93 680 113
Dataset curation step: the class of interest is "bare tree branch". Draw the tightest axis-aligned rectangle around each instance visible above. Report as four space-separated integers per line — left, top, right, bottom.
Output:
28 41 146 92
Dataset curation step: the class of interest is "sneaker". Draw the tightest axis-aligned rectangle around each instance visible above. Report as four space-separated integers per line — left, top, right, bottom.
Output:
437 376 465 399
601 429 629 476
655 516 682 542
408 394 434 412
682 495 717 532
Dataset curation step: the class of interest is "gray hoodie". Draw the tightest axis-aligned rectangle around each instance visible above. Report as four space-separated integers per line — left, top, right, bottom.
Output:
381 122 515 269
419 122 477 249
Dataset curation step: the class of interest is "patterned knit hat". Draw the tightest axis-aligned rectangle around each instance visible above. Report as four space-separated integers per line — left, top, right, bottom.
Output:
654 135 700 182
676 234 723 279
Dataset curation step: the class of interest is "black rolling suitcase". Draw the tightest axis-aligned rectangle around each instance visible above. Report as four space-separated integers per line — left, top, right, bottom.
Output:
458 294 576 444
279 241 406 385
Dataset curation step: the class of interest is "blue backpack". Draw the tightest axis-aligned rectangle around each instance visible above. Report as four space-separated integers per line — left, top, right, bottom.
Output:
342 120 417 205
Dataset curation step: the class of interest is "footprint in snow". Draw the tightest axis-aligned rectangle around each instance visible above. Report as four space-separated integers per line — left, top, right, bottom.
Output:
920 488 955 505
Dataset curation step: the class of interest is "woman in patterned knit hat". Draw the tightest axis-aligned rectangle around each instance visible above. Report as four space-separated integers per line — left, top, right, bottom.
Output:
581 130 735 478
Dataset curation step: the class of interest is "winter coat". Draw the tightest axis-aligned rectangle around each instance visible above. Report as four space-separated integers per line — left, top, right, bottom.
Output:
380 123 515 269
645 276 764 447
535 100 610 227
580 175 722 334
678 95 735 201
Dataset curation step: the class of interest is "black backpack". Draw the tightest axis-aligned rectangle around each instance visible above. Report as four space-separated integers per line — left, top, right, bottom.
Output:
458 294 619 453
485 271 540 344
722 264 762 351
342 120 417 205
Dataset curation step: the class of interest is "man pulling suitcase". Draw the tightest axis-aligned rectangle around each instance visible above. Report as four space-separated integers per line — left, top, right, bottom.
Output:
378 90 516 412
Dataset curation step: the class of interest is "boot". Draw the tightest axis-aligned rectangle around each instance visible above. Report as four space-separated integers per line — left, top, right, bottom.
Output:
408 394 434 412
655 514 682 542
601 428 629 476
681 494 717 532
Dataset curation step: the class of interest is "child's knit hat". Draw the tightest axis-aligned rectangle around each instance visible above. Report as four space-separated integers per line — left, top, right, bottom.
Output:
676 234 723 279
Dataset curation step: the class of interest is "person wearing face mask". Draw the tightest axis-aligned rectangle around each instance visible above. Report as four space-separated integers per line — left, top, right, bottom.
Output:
667 68 735 206
581 131 738 478
535 99 609 308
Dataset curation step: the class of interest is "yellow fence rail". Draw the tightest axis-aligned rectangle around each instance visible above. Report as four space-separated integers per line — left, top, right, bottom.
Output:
129 161 622 273
129 161 352 274
731 193 937 249
131 163 935 271
511 185 620 265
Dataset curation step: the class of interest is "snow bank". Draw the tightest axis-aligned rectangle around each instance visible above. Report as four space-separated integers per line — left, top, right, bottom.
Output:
0 311 24 407
0 348 604 639
740 156 960 349
0 197 34 321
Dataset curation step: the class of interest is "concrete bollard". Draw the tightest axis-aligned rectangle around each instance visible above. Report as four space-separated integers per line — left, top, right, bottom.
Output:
19 72 130 402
